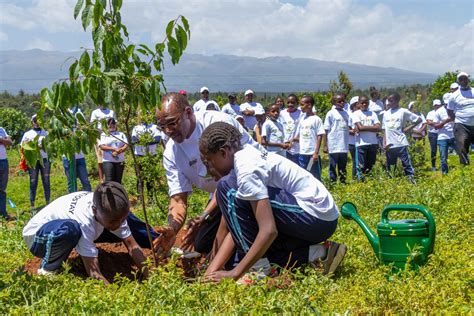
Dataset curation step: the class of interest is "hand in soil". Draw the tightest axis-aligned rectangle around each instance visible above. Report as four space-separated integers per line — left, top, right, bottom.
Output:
153 226 176 258
181 215 205 251
203 269 237 283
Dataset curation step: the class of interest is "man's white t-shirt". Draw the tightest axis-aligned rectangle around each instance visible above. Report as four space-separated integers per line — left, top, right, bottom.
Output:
240 102 265 130
234 145 339 221
324 109 350 153
90 108 116 131
434 107 454 140
447 87 474 126
163 111 261 197
296 114 325 155
193 99 219 113
351 109 380 146
221 103 241 117
132 124 161 156
369 99 384 114
21 129 48 159
22 192 131 257
425 110 439 134
382 107 420 148
99 131 128 162
279 109 302 155
261 119 285 155
0 127 9 160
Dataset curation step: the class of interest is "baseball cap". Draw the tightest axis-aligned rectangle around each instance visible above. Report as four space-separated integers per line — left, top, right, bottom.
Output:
179 89 187 95
408 101 416 110
432 99 441 106
244 89 254 96
442 93 451 104
200 86 209 93
349 96 359 105
254 107 265 115
31 114 37 122
235 115 244 120
228 93 236 98
457 72 469 80
450 82 459 90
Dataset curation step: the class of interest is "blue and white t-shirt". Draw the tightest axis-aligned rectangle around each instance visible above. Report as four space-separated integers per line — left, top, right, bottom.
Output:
382 107 420 148
296 114 325 155
132 123 161 156
0 127 10 160
99 131 128 162
261 119 285 155
351 109 380 146
279 109 302 155
324 109 350 153
221 103 241 117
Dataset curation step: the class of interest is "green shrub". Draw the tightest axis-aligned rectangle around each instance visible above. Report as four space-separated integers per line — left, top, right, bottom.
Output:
0 108 31 145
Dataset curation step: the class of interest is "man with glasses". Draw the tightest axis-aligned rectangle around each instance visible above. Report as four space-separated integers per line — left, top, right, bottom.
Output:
154 92 261 257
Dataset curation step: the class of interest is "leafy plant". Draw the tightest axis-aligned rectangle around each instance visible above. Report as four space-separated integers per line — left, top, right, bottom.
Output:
0 108 31 145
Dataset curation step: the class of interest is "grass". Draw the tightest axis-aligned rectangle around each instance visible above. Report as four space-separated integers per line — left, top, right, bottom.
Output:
0 147 472 313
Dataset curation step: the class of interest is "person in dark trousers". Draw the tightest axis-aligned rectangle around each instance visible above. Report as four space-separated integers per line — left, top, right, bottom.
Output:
99 118 128 183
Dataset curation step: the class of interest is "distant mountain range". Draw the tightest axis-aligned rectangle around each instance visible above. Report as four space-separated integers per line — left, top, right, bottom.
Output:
0 49 437 94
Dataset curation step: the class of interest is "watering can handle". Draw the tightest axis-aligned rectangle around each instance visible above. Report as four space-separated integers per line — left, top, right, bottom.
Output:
381 204 436 244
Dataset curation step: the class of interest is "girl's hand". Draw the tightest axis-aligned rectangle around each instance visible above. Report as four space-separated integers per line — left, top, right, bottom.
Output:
203 269 238 283
312 153 319 161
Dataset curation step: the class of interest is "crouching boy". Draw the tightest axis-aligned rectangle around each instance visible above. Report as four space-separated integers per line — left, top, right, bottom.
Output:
22 181 159 284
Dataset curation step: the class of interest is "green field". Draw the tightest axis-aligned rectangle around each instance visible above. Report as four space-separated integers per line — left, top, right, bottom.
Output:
0 147 472 314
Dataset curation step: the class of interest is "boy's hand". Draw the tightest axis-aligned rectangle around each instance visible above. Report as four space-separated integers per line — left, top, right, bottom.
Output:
153 226 176 258
203 269 238 283
323 145 328 154
312 153 319 161
181 214 206 251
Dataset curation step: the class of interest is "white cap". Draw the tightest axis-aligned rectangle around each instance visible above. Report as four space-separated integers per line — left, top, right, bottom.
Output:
432 99 442 106
450 82 459 89
235 115 244 120
244 89 254 96
408 101 416 110
442 93 451 104
349 96 359 105
457 72 469 80
254 107 265 115
200 86 209 93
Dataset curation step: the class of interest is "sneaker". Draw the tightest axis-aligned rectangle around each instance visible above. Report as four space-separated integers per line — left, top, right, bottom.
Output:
37 268 56 276
321 241 347 275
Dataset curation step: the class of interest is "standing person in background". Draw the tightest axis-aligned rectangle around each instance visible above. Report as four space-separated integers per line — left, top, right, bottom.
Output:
347 97 359 180
275 97 285 110
280 94 302 164
408 102 427 142
261 104 287 156
193 87 219 112
221 94 241 117
99 118 128 183
450 82 459 94
0 126 14 221
240 89 265 131
90 104 116 183
425 100 442 171
252 107 267 144
21 115 50 209
296 95 325 181
368 87 384 117
324 94 350 183
382 92 421 184
446 72 474 165
431 99 456 174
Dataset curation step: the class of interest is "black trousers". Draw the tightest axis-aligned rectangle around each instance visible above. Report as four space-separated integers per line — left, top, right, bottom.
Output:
454 123 474 165
102 161 125 183
428 132 438 168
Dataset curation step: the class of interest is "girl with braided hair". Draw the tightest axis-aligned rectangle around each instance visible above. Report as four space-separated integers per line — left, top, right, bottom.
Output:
22 182 159 284
200 122 346 283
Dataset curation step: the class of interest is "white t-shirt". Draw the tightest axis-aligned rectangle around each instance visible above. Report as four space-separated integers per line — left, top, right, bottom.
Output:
99 131 128 162
382 107 420 148
240 102 265 130
132 124 161 156
351 109 380 146
90 108 116 131
261 119 285 155
0 127 9 160
279 109 302 155
234 145 339 221
348 112 355 146
411 112 427 138
22 192 131 257
221 103 241 117
193 99 219 112
296 114 325 155
447 87 474 126
369 99 384 114
425 110 438 134
21 129 48 159
434 107 454 140
324 109 350 153
163 111 261 197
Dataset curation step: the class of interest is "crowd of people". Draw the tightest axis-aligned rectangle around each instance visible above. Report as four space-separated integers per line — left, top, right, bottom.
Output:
0 72 472 284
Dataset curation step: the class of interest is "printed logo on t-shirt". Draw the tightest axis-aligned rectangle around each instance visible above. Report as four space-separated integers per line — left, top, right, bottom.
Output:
68 192 89 214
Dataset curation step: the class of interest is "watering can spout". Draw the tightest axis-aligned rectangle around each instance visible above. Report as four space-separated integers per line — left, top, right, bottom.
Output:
341 202 380 256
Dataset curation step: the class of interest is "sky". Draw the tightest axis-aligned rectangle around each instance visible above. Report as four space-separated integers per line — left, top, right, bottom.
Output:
0 0 473 74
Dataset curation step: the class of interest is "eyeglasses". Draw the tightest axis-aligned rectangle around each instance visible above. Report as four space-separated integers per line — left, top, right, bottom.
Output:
157 112 183 131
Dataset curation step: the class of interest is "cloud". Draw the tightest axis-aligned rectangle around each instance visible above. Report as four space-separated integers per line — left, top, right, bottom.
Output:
26 38 54 51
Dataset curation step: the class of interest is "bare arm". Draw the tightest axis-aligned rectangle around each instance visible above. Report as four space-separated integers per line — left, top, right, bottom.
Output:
313 134 323 160
81 256 109 285
205 231 235 276
122 235 149 278
0 136 12 146
355 122 382 132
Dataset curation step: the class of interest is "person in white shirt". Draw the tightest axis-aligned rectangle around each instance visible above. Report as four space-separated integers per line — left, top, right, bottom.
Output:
279 94 302 164
368 87 384 117
295 95 325 181
382 92 421 183
408 102 427 142
199 122 346 283
445 72 474 165
352 96 382 177
261 104 288 156
90 105 116 183
425 100 442 171
21 115 50 208
252 107 266 144
347 97 359 180
432 100 456 174
324 94 350 183
0 126 13 221
154 92 262 258
99 118 128 183
193 87 219 112
22 182 159 283
275 96 285 110
240 89 265 130
221 94 241 117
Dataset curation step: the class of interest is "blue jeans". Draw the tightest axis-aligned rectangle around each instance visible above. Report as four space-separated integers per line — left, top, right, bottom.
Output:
298 154 322 181
349 144 357 179
28 158 51 207
286 152 300 165
357 144 378 176
438 138 456 174
0 159 8 218
386 146 414 177
62 157 92 193
329 153 348 183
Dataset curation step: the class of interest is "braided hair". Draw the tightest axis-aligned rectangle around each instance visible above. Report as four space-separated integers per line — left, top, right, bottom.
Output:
199 122 242 155
93 181 130 218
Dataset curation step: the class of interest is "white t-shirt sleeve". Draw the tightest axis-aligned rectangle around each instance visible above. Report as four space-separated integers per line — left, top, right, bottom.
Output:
234 148 269 200
405 109 420 124
111 220 132 239
323 112 332 130
261 121 270 138
163 148 193 196
316 117 325 135
75 226 99 257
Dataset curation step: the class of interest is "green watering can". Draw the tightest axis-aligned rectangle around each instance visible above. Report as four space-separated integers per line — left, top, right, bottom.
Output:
341 202 436 270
